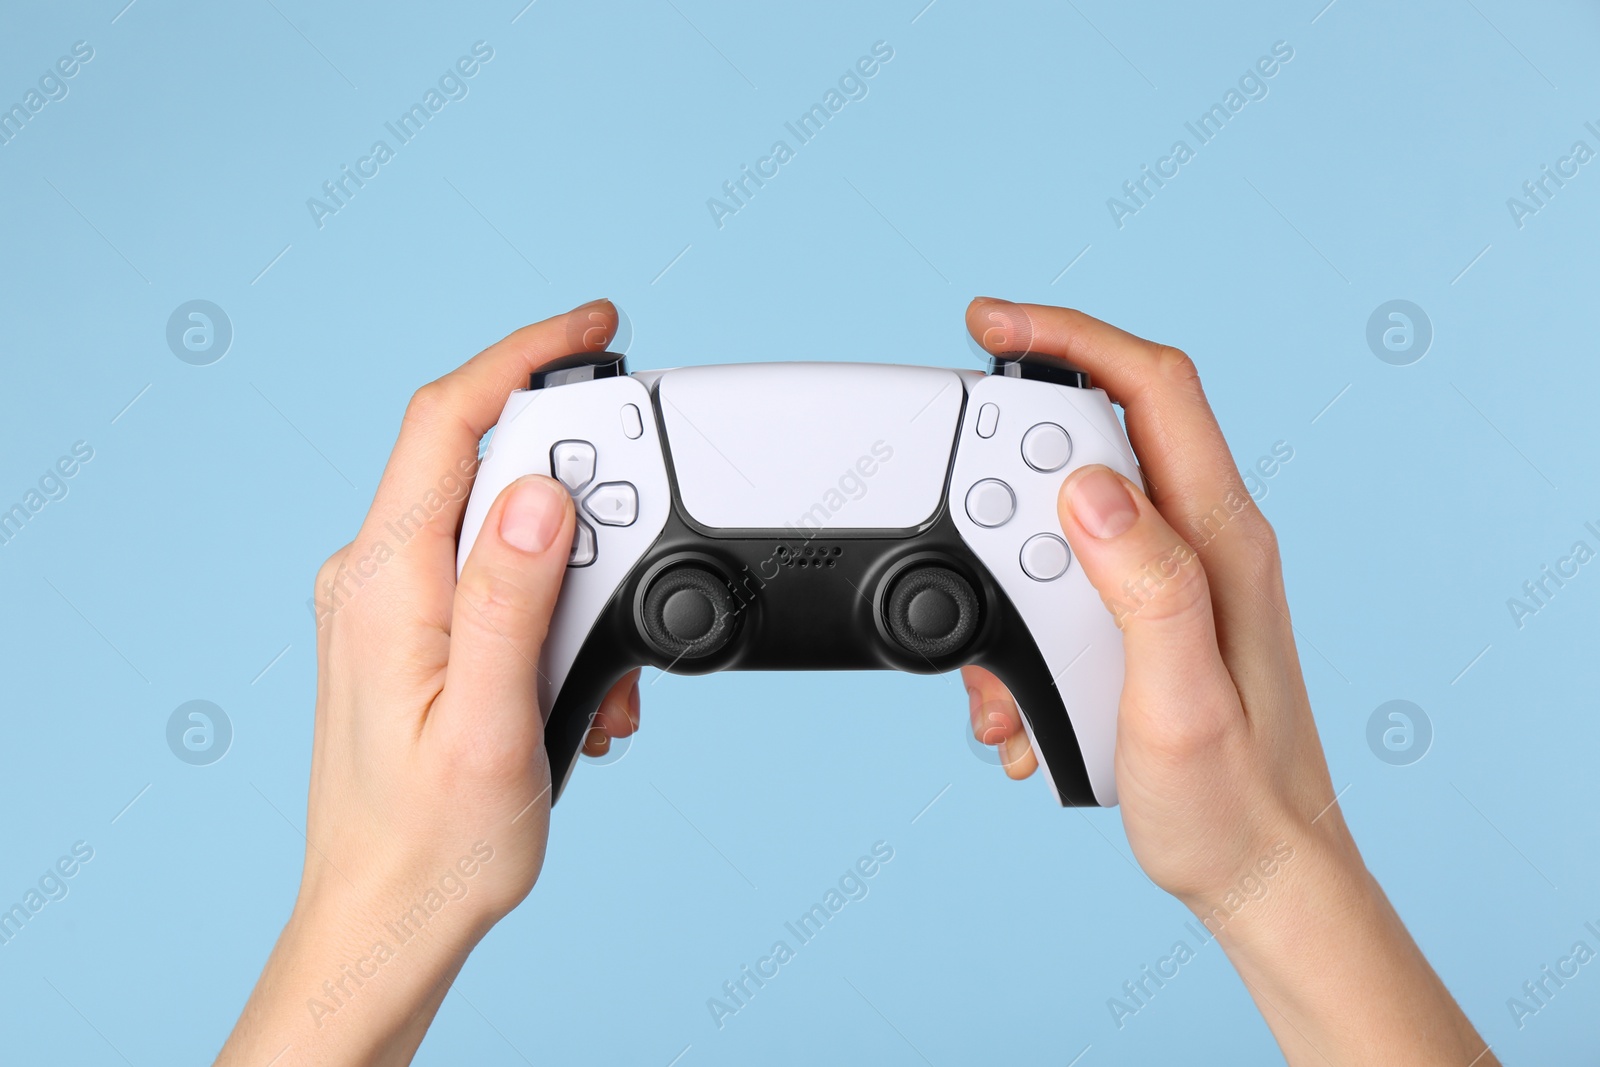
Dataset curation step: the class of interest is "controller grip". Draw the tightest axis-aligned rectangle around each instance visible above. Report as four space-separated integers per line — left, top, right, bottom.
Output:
541 608 651 802
969 635 1101 807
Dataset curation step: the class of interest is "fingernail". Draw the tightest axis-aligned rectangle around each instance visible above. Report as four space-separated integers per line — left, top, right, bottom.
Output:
500 476 567 553
966 686 981 720
572 297 612 312
1001 730 1031 769
970 295 1010 305
1067 466 1137 539
627 677 641 729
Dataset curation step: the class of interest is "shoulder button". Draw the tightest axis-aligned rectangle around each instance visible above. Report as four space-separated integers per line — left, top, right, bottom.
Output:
530 351 628 390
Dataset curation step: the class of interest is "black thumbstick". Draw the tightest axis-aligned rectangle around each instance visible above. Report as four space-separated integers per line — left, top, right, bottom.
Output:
641 566 738 659
884 566 980 658
530 350 628 390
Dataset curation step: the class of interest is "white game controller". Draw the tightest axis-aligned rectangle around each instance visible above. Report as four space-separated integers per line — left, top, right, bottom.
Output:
458 352 1141 806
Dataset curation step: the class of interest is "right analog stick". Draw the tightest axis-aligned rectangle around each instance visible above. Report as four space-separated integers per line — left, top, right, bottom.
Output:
884 566 980 659
641 566 737 660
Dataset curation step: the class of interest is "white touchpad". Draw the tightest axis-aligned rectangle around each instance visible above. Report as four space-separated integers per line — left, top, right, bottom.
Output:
656 363 965 531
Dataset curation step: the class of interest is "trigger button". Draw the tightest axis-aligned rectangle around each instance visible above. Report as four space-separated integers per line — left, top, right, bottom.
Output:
569 520 597 567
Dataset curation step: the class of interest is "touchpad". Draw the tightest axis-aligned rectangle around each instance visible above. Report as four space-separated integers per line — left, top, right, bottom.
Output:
655 363 965 531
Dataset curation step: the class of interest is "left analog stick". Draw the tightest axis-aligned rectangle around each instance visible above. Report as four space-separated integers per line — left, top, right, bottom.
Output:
641 566 737 660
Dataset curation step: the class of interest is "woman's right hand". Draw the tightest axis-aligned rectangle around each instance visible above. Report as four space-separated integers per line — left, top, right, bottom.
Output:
959 298 1496 1067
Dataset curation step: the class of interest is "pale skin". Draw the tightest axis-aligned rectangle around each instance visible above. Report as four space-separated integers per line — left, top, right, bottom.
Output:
216 298 1496 1066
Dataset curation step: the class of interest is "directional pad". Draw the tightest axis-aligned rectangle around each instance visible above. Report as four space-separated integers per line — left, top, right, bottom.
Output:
584 482 638 527
551 440 596 493
569 520 597 567
550 441 638 567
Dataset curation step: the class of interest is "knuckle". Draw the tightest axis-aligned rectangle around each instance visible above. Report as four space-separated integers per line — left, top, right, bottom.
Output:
436 713 541 784
1155 345 1201 388
456 567 544 643
313 549 347 595
1202 494 1281 583
311 546 352 630
403 380 452 430
1135 694 1237 766
1237 516 1282 581
1152 558 1210 622
1113 540 1211 628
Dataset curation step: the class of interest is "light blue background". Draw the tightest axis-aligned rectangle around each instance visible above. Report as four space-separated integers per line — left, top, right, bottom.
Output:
2 1 1597 1063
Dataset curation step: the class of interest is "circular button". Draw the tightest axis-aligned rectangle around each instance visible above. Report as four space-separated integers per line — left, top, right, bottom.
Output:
1021 423 1072 473
641 566 737 659
1019 534 1071 581
964 479 1015 528
884 566 980 658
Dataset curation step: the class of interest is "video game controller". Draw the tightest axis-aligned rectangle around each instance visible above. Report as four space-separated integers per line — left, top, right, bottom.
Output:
457 354 1142 806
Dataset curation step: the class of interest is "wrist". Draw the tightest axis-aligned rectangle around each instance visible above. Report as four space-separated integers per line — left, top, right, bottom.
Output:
1182 826 1375 966
1176 815 1371 949
1173 824 1493 1065
214 890 483 1064
290 857 497 988
217 834 514 1065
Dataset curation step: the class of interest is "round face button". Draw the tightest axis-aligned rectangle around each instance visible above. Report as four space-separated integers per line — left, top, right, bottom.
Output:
1021 423 1072 473
964 479 1016 528
1019 533 1071 581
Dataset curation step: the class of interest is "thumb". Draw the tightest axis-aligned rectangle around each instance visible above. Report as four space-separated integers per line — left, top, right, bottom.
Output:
443 475 575 734
1056 465 1239 737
